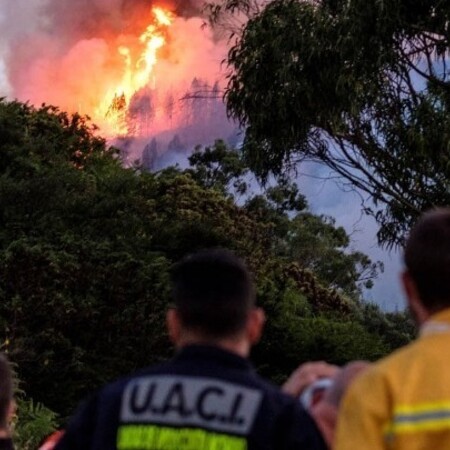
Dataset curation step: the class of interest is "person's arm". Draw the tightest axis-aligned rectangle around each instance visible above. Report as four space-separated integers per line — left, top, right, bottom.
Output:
334 367 390 450
54 393 99 450
310 360 370 447
273 399 328 450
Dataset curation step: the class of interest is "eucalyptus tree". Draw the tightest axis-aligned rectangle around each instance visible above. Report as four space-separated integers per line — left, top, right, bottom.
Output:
220 0 450 246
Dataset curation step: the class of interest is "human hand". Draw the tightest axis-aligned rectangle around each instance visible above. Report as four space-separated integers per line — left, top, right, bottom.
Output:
281 361 339 398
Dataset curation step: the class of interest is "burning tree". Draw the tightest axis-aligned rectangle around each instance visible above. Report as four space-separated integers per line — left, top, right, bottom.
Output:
99 6 174 136
126 88 156 137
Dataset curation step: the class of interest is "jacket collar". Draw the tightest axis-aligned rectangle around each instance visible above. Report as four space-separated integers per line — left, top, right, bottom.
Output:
173 344 254 371
421 307 450 336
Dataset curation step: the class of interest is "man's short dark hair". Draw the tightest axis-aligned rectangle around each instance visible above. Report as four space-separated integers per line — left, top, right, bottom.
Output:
404 208 450 312
171 249 256 338
0 353 13 429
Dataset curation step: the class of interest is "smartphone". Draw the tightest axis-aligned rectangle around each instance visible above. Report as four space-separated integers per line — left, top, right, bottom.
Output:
299 378 333 409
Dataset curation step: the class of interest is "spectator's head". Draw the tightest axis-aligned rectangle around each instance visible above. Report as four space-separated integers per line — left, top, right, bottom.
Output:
168 249 264 354
0 353 13 431
403 208 450 322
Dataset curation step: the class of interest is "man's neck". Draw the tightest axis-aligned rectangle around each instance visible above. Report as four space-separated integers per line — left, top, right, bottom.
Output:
176 334 250 358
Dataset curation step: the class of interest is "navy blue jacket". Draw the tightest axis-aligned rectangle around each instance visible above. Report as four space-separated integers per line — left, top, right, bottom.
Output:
0 439 13 450
55 345 327 450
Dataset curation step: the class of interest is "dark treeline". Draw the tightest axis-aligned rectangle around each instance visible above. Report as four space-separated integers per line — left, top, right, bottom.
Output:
0 100 414 440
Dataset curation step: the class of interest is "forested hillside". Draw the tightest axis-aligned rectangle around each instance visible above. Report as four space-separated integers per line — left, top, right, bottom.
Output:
0 99 414 430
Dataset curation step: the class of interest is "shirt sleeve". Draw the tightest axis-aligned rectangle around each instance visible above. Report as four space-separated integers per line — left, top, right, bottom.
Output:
278 401 328 450
54 393 99 450
334 368 391 450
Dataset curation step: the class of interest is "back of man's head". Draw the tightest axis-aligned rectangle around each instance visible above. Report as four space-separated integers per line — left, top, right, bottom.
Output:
0 353 13 429
405 208 450 312
171 249 256 339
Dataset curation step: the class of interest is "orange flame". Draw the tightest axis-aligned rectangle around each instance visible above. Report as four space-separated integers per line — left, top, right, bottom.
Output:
97 6 174 136
153 7 173 26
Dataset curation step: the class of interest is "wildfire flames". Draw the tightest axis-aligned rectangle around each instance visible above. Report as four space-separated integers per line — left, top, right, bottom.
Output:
5 0 237 163
99 6 174 136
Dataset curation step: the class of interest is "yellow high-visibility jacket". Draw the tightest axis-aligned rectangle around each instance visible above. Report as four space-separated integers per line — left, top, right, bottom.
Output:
335 308 450 450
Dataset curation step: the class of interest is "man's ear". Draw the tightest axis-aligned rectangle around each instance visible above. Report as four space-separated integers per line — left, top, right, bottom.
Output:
401 271 429 325
246 307 266 345
166 308 182 345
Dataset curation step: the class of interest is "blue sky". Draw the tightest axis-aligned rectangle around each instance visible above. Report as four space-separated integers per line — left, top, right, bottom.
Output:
295 161 406 311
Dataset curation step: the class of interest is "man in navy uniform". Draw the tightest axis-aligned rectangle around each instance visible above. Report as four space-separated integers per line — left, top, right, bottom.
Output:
55 249 327 450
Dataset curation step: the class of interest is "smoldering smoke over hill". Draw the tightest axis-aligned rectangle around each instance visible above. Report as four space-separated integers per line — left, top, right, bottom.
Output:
41 0 205 40
1 0 204 39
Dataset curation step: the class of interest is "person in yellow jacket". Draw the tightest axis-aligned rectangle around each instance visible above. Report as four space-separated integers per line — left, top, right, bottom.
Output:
335 208 450 450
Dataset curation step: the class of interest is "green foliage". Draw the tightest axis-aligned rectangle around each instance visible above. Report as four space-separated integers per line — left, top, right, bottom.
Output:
223 0 450 246
279 214 383 296
252 264 388 384
0 100 173 416
189 142 382 298
188 141 250 195
359 303 417 350
0 99 413 421
14 399 58 450
8 364 58 450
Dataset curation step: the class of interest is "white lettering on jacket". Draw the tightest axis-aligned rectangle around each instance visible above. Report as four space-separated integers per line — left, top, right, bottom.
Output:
120 375 263 435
